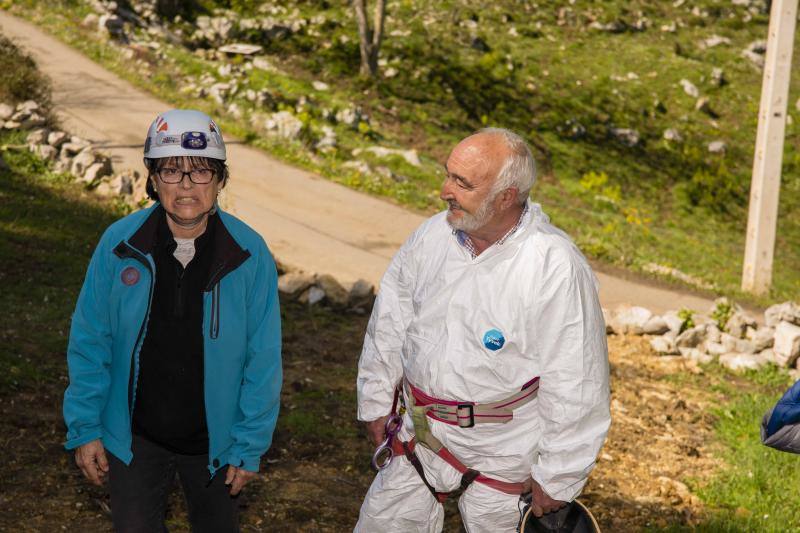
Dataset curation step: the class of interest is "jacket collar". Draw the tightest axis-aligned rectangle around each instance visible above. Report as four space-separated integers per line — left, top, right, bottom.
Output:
114 203 251 290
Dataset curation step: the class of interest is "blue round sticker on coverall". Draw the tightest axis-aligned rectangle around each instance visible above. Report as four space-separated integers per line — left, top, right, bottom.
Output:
483 329 505 351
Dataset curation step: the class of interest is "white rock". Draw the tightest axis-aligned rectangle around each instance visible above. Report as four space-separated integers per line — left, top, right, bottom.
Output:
81 13 99 28
347 279 375 308
82 160 113 184
278 272 315 297
680 79 699 98
720 332 739 352
676 325 706 348
765 301 800 327
708 140 727 153
264 111 303 140
682 348 714 364
0 103 14 120
21 113 46 129
700 34 731 48
751 327 775 352
706 323 722 343
226 102 243 119
650 336 679 355
26 128 49 145
34 144 58 161
719 352 768 372
773 321 800 367
316 274 349 307
305 286 326 306
60 142 88 157
342 160 372 175
353 146 422 167
311 80 329 91
610 128 640 147
706 341 727 356
16 100 39 114
383 67 398 78
208 82 233 105
643 316 670 335
70 149 97 177
662 311 685 334
47 131 69 148
611 306 653 335
663 128 683 142
335 106 364 127
734 338 757 355
758 348 778 365
726 310 757 338
314 125 337 152
742 40 767 69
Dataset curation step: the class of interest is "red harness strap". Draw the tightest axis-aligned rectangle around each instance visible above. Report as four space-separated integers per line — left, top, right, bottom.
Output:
391 437 526 497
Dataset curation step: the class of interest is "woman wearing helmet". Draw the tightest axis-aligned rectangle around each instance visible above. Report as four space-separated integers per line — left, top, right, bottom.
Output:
63 109 282 531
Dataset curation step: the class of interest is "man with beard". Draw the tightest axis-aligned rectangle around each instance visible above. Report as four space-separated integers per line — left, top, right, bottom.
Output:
355 128 610 532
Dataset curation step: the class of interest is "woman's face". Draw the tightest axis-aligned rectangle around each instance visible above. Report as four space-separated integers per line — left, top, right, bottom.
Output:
151 157 221 227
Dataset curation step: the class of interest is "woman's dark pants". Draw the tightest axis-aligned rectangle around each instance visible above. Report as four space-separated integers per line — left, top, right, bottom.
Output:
108 434 239 532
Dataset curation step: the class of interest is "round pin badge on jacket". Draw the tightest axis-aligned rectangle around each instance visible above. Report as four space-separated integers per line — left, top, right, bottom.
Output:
121 266 140 286
483 329 505 351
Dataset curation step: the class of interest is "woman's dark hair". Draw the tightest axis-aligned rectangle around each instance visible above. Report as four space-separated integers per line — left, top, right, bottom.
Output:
144 156 229 201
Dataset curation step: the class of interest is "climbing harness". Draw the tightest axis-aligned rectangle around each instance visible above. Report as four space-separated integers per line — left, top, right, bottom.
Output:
385 376 541 501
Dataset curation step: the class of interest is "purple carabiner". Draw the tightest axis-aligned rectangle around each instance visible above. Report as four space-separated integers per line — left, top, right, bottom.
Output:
371 414 403 470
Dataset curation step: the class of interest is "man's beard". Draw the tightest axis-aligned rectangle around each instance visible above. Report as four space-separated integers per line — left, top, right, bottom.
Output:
446 193 496 233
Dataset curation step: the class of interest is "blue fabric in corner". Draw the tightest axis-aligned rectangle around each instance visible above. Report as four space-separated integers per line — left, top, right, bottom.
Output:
766 379 800 438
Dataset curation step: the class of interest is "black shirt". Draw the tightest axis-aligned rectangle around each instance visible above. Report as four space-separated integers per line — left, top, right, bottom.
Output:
132 211 217 455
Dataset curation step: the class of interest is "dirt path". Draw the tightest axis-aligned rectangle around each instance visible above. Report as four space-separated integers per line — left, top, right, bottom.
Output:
0 10 720 314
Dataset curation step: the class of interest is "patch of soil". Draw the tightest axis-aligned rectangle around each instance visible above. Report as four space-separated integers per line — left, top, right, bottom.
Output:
0 303 729 531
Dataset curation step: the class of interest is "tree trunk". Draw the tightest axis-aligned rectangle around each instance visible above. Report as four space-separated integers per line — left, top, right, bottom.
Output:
353 0 387 77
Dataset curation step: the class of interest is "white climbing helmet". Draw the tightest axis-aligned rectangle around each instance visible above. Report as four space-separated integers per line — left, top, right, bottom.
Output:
143 109 226 161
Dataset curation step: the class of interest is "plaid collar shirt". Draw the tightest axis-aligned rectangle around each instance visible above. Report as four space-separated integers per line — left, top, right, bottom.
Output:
454 203 529 259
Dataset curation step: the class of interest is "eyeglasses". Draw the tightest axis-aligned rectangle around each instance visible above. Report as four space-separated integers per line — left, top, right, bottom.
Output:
157 167 215 184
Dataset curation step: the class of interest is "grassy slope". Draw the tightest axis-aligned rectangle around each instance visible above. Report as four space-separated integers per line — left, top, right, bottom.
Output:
5 0 800 306
1 98 798 533
658 365 800 532
2 137 798 529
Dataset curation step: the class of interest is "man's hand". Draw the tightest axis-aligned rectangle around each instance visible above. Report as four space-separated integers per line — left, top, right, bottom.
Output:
365 415 389 447
522 477 567 517
225 465 258 496
75 439 109 486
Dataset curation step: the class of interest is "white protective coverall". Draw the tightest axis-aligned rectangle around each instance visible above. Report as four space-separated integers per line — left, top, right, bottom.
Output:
355 201 611 533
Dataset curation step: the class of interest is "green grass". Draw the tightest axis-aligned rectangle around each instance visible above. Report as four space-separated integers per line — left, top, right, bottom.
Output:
0 129 127 394
657 364 800 532
5 0 800 307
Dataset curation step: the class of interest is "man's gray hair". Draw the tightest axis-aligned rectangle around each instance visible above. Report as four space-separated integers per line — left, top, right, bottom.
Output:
480 127 537 204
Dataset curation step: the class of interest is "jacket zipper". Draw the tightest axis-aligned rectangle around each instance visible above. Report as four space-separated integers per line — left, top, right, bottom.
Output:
114 242 155 419
210 282 220 339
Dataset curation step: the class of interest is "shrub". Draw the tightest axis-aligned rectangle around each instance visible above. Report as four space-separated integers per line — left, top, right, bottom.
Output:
0 34 52 111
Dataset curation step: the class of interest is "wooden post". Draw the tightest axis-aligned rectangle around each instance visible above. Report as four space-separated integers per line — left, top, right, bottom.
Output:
742 0 798 295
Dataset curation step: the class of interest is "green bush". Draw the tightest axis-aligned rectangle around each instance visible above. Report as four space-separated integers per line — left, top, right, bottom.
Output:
0 34 51 111
675 163 746 215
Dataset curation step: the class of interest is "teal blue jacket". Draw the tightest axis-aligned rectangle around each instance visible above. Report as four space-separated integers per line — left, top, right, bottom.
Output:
63 203 282 474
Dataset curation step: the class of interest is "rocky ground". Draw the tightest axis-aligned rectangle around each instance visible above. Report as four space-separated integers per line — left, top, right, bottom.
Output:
0 300 764 532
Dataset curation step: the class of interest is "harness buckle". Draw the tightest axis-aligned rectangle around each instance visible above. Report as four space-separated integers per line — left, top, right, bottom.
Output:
456 403 475 428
